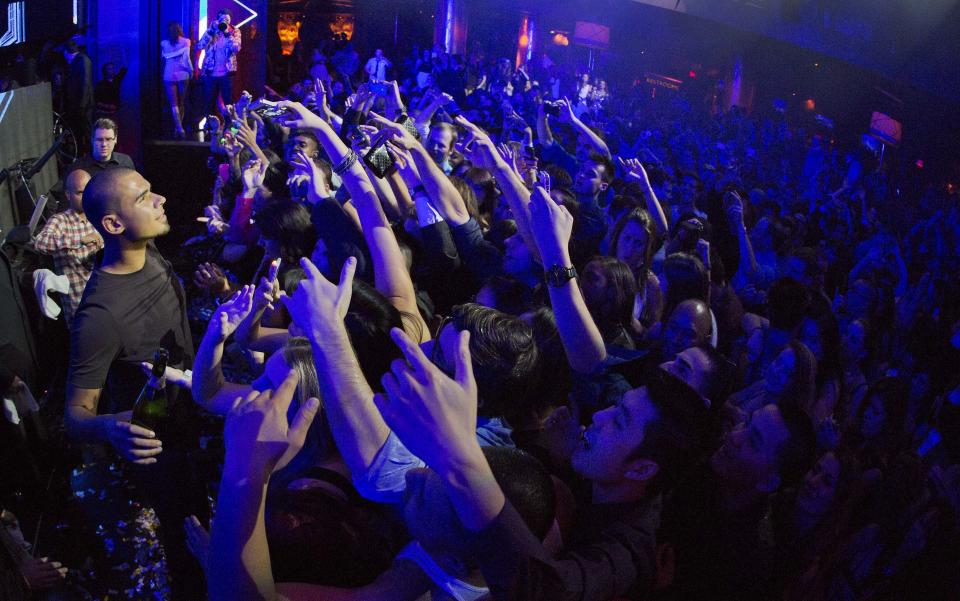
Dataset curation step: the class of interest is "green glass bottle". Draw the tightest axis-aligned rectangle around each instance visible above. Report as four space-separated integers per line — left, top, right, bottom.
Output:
131 348 169 434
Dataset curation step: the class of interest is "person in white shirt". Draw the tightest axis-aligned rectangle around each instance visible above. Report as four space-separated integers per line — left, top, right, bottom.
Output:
364 49 391 81
160 22 193 138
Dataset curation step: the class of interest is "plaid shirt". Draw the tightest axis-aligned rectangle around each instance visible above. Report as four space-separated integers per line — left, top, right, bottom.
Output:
33 209 103 323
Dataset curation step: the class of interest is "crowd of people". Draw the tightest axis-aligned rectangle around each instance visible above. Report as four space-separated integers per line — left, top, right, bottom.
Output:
2 23 960 601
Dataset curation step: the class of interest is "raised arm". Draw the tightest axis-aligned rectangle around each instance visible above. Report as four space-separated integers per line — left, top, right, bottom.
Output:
557 97 611 159
456 115 539 260
192 286 260 415
208 374 319 601
291 104 428 340
529 186 607 372
535 101 555 147
281 257 391 476
619 157 668 240
413 91 452 131
369 112 471 227
726 191 758 289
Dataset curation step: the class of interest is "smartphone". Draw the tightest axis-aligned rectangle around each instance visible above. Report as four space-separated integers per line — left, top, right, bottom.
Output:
543 102 561 118
363 138 397 179
250 98 291 120
369 82 389 97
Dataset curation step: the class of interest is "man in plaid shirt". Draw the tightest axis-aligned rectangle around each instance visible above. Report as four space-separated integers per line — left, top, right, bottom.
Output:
33 169 103 324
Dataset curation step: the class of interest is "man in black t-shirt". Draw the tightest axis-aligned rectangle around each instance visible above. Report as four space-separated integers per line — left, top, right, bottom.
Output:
65 167 206 600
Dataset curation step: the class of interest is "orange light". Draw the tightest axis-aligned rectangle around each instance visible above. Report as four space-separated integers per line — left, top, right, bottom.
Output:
804 98 816 111
519 34 529 45
552 33 568 46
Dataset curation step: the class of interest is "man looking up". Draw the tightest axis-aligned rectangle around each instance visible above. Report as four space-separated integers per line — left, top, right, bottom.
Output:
71 118 135 175
33 169 102 324
64 168 207 600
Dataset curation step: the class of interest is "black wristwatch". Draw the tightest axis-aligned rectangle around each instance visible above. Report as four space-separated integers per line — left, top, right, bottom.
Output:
545 264 577 288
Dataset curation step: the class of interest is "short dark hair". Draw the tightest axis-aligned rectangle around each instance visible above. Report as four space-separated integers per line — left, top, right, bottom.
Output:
217 7 233 18
483 447 556 540
696 344 734 404
767 277 811 331
478 275 535 316
345 280 405 389
93 118 118 136
663 252 709 315
451 303 540 423
82 167 134 236
254 200 317 265
629 369 710 494
588 152 614 184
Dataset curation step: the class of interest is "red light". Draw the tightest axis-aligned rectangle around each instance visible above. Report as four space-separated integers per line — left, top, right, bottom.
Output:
688 70 697 78
915 160 924 169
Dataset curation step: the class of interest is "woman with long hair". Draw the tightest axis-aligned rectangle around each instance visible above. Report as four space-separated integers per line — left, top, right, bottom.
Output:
608 207 664 336
160 21 193 137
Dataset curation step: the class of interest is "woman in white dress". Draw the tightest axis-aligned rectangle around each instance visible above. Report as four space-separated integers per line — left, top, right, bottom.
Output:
160 22 193 137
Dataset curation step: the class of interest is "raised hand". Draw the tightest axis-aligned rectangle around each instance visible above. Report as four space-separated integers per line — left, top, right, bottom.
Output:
253 260 281 312
723 190 745 228
275 100 328 131
496 143 522 179
557 97 576 124
537 170 551 193
194 261 230 295
241 158 266 193
209 285 255 342
223 370 320 475
235 116 259 150
387 144 421 189
455 115 500 169
528 185 573 266
282 256 356 340
374 327 479 472
368 111 418 151
222 132 243 158
289 150 330 203
618 156 651 187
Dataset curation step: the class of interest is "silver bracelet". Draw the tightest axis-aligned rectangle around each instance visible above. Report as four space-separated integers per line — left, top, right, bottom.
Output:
333 150 358 175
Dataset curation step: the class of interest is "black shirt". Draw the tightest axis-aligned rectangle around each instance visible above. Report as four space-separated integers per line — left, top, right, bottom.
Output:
68 244 194 440
70 151 136 176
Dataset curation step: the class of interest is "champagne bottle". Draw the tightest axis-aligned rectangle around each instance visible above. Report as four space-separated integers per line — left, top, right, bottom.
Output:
131 348 169 434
